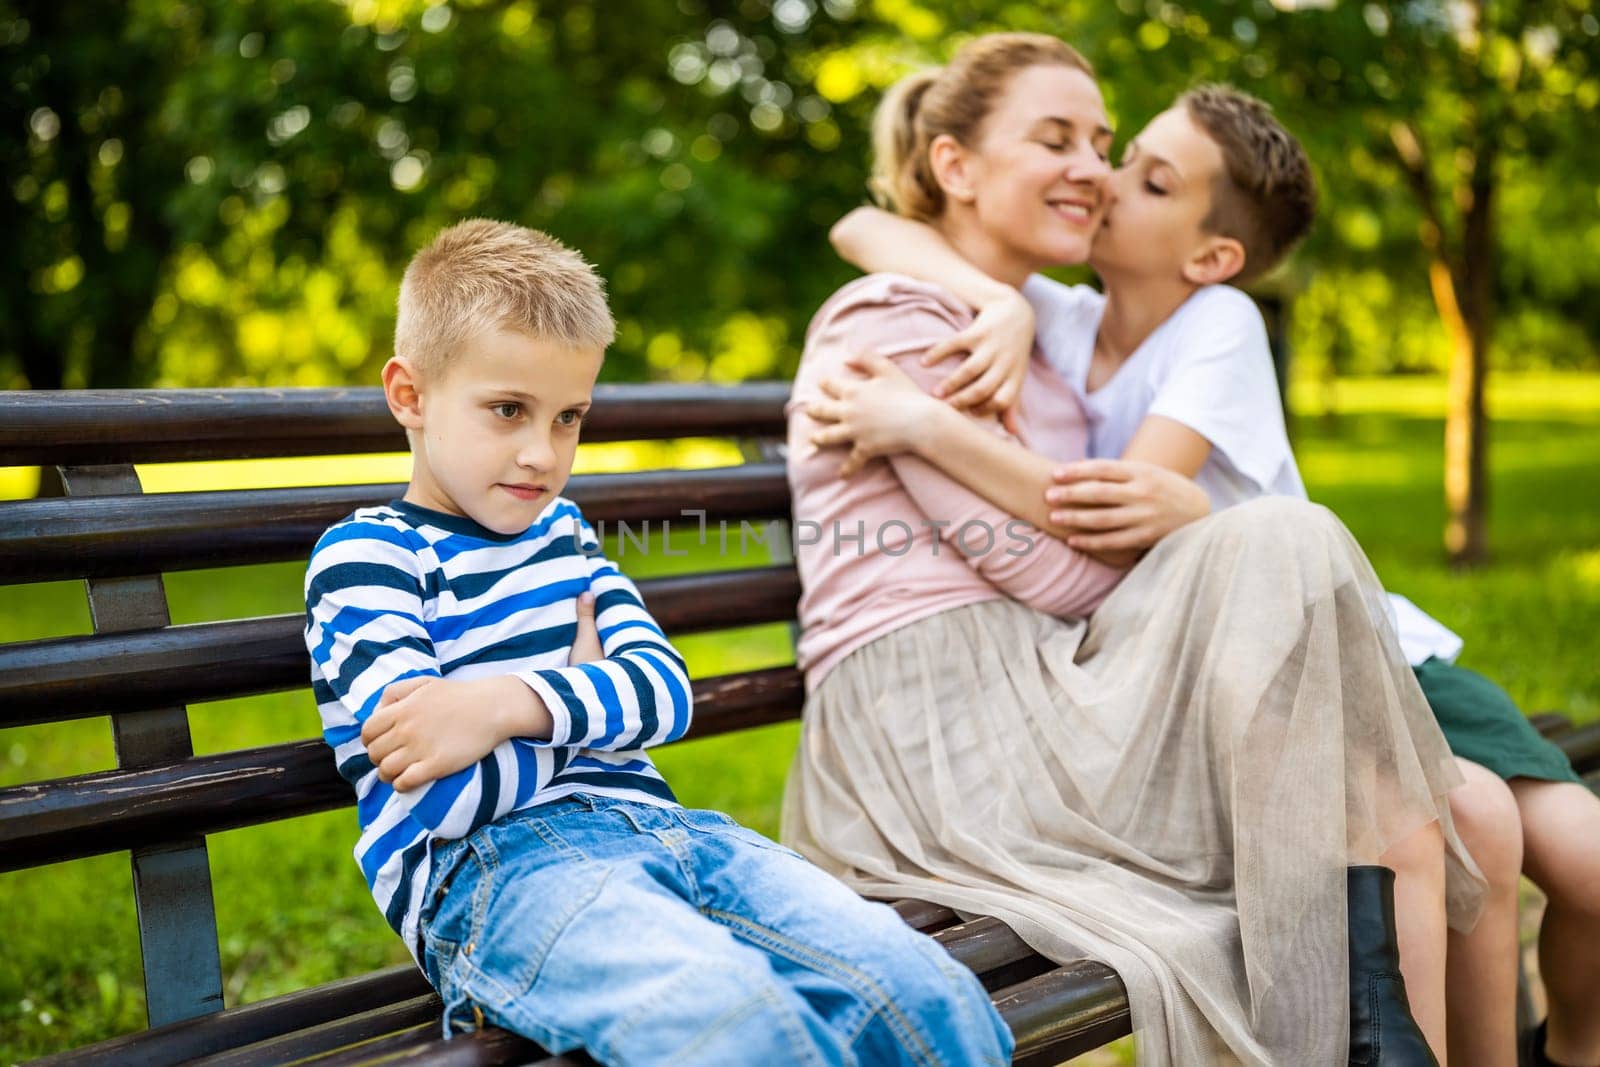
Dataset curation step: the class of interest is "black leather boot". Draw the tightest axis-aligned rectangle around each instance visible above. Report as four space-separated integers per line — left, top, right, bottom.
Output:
1349 865 1439 1065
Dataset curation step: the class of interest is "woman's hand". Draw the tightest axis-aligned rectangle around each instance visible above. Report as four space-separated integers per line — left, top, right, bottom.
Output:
1044 459 1212 557
807 352 943 477
920 287 1034 432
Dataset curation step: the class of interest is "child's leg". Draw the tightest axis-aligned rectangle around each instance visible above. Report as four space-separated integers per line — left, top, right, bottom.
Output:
1382 817 1451 1062
419 799 852 1066
1410 658 1595 1062
1443 759 1525 1067
1511 778 1600 1065
674 806 1014 1067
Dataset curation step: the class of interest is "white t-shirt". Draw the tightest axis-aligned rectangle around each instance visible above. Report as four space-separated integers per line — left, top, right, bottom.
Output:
1022 275 1463 667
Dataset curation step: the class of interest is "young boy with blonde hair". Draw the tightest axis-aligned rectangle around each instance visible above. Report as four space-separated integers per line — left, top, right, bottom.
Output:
303 218 1012 1066
811 84 1599 1067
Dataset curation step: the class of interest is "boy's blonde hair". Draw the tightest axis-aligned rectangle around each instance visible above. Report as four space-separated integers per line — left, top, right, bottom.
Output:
395 218 615 377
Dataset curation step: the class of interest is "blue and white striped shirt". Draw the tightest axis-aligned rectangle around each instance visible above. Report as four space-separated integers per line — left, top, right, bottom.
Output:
303 496 693 958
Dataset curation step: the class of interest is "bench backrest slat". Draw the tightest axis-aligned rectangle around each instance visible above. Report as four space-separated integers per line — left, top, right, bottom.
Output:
0 567 802 729
0 464 791 585
0 665 805 872
0 385 792 465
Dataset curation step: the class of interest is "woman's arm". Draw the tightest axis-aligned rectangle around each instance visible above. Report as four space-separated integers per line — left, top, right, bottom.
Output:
807 354 1062 534
831 207 1034 418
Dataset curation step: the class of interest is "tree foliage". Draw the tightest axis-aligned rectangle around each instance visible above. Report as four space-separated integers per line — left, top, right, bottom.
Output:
4 0 1596 407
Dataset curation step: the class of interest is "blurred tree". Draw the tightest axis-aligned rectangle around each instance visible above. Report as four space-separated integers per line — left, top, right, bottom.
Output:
0 1 188 389
1257 0 1600 564
0 0 887 391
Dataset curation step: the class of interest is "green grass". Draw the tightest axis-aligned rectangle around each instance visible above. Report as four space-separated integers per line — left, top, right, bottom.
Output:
2 372 1596 1062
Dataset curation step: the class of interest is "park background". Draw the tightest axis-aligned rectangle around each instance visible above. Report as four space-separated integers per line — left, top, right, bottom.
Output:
2 0 1596 1061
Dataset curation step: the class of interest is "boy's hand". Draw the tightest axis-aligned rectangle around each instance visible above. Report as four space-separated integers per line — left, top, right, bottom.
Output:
362 674 548 792
807 352 943 477
921 288 1034 431
569 591 602 665
1045 459 1212 557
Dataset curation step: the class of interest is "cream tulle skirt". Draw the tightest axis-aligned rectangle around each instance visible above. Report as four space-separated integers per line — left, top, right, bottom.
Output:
782 498 1484 1066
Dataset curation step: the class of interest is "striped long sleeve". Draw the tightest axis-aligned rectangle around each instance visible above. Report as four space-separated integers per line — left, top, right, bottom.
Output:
515 518 694 752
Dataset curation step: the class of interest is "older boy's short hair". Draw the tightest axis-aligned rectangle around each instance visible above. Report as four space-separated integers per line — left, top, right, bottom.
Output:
395 218 615 377
1180 85 1316 285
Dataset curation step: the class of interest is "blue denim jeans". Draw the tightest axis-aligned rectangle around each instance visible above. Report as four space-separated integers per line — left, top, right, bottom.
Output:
418 793 1013 1067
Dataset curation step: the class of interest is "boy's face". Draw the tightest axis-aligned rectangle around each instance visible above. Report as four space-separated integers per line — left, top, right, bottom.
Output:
395 328 602 536
1089 105 1233 283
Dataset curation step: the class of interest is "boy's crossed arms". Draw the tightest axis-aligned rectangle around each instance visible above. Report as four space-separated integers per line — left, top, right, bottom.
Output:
360 589 605 792
305 508 689 840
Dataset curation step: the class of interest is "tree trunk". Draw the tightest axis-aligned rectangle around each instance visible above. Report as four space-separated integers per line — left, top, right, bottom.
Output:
1387 104 1497 567
1433 179 1494 566
1436 266 1489 565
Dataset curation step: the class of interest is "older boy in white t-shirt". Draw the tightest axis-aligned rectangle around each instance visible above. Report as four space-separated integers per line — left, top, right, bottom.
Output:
1016 273 1464 665
811 84 1599 1067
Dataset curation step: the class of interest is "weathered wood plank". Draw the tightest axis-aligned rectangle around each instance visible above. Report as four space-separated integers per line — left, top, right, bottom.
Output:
0 567 801 728
0 465 791 584
0 667 803 871
0 384 789 465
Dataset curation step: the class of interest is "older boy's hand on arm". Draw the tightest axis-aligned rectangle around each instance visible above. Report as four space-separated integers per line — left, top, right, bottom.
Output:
829 206 1033 434
1045 459 1211 564
920 287 1034 432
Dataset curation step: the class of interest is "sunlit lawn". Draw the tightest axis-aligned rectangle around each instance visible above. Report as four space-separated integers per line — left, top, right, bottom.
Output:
2 372 1596 1062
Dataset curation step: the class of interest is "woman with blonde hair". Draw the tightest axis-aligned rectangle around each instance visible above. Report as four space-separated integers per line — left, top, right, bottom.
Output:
783 32 1483 1065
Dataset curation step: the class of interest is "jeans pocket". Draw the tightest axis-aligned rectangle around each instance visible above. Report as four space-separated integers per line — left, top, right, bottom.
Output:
450 856 613 1012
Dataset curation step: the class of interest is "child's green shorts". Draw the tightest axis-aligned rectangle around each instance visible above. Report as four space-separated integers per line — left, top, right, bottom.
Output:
1413 657 1581 784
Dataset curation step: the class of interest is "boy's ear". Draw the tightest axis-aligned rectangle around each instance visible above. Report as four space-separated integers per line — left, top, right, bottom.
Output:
381 356 426 430
929 133 977 204
1182 235 1247 287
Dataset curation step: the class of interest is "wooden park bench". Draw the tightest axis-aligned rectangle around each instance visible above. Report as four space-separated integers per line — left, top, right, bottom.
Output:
2 385 1596 1067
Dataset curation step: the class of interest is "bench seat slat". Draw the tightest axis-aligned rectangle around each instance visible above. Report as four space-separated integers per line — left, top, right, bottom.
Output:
0 567 801 729
1557 722 1600 770
26 898 1121 1067
20 966 432 1067
24 902 958 1067
1528 711 1575 737
284 959 1129 1067
0 667 804 872
0 385 790 465
188 995 445 1067
997 961 1133 1066
294 1024 541 1067
0 466 791 585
